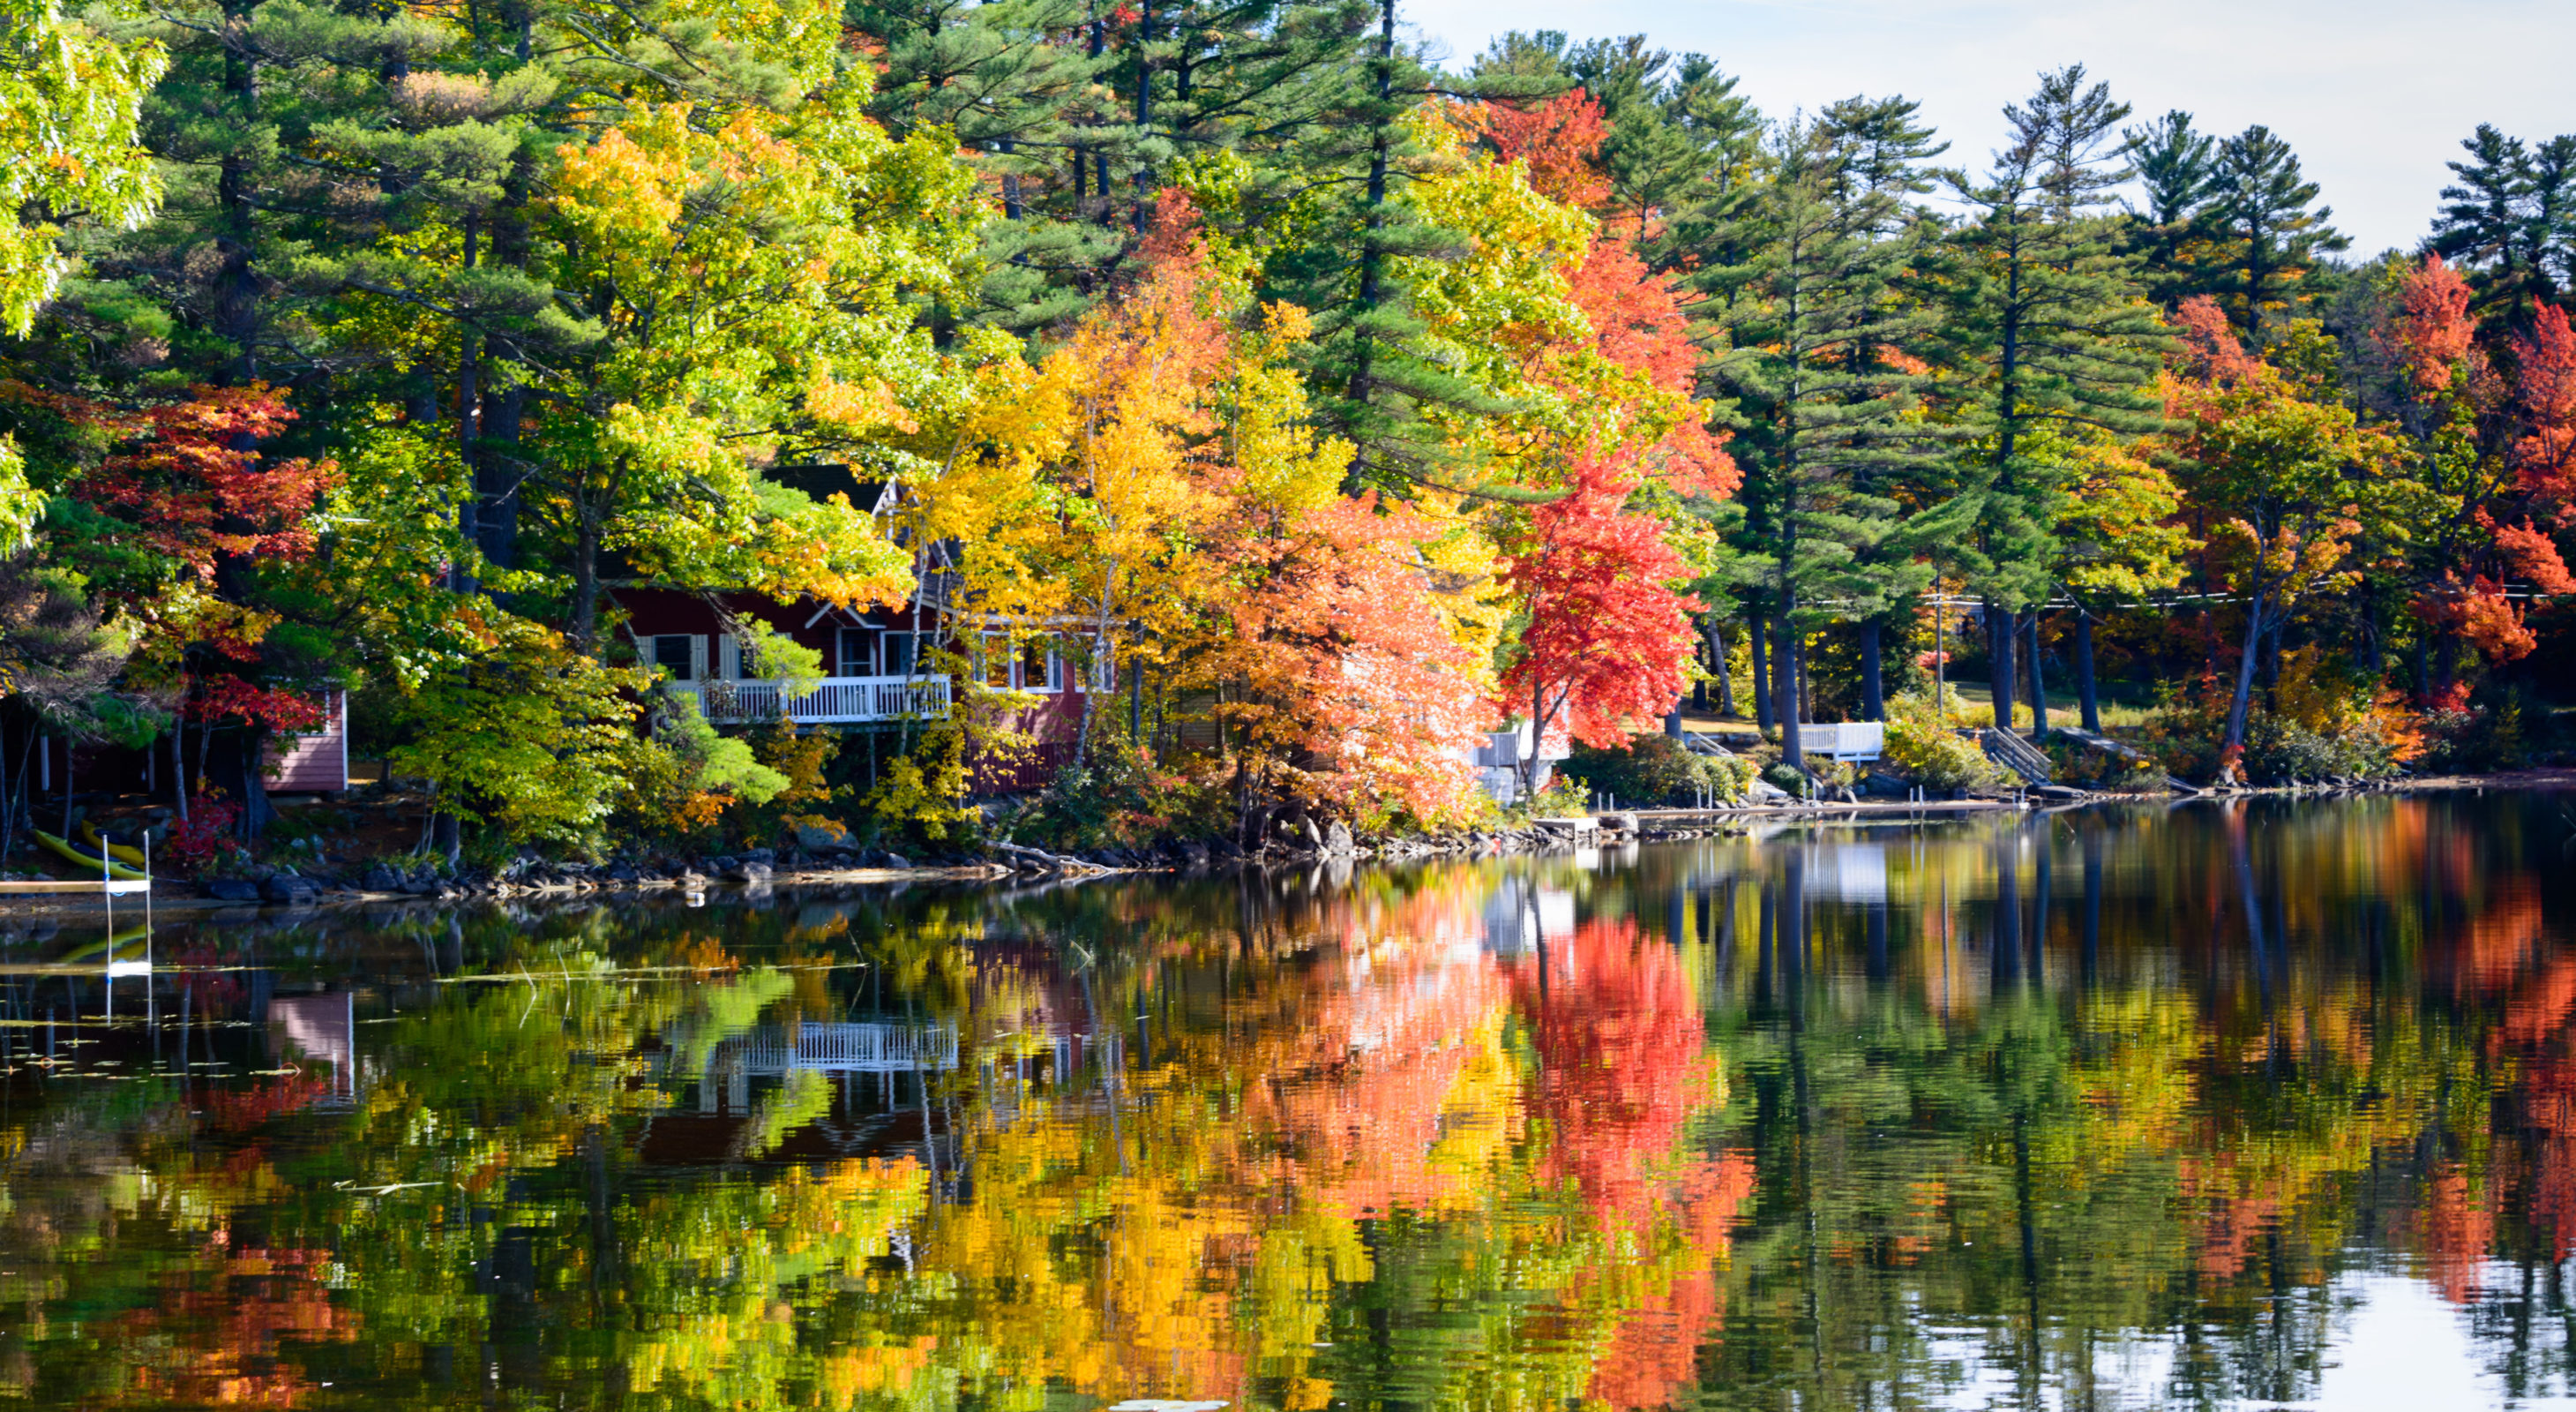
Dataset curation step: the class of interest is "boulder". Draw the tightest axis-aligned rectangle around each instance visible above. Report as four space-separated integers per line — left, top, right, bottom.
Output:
1860 772 1911 798
202 878 261 903
263 875 321 905
796 820 851 852
880 852 911 870
731 860 774 884
361 864 404 892
1323 821 1355 856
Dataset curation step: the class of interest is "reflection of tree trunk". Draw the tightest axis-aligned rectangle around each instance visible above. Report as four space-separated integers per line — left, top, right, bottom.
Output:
2031 824 2050 984
1867 904 1888 982
2081 831 2102 988
1995 830 2022 993
2013 1111 2045 1406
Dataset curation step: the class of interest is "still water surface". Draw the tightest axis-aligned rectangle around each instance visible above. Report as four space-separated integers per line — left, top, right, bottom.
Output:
4 794 2576 1408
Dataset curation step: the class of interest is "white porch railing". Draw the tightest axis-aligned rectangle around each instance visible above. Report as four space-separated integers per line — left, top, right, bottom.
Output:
737 1023 960 1076
677 674 951 725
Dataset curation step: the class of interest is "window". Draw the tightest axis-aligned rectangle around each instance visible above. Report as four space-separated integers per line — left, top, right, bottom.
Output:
1022 641 1062 694
652 635 697 681
836 627 877 679
881 631 917 678
980 635 1015 688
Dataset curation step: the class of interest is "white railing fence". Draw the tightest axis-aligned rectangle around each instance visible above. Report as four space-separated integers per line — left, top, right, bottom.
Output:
678 674 952 725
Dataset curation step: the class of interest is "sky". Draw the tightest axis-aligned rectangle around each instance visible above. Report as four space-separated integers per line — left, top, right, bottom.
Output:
1404 0 2575 257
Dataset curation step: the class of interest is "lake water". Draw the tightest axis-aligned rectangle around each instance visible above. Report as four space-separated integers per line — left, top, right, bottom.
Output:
5 792 2576 1410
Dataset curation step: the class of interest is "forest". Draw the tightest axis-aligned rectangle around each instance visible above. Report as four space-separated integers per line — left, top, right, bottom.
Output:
4 0 2576 866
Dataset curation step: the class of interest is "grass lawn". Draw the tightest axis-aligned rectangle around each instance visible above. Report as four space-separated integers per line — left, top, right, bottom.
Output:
1674 679 2163 736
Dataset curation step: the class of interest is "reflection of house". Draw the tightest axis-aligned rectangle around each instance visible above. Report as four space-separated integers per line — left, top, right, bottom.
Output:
269 992 358 1102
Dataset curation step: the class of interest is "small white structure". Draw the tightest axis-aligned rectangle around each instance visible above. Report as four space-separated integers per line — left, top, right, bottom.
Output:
1795 721 1884 762
1466 721 1571 804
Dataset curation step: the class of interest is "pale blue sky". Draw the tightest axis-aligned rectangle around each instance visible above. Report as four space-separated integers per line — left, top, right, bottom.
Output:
1408 0 2574 257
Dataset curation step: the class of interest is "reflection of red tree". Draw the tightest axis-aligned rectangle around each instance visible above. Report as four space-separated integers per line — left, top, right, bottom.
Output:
1512 920 1711 1227
1584 1153 1756 1411
107 1236 357 1407
2420 1164 2496 1303
1239 878 1514 1219
1512 920 1749 1411
2486 951 2576 1264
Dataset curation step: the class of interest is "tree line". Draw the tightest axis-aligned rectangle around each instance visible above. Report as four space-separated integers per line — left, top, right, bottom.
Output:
4 0 2575 856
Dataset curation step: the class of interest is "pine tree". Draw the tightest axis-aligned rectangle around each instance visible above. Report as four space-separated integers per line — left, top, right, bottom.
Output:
2429 124 2576 325
1943 65 2166 737
2203 124 2348 338
1256 0 1545 492
2119 109 2219 310
1707 119 1952 767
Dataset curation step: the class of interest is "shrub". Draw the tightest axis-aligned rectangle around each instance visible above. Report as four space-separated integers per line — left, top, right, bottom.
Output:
1881 691 2010 792
2044 735 2166 792
1558 733 1759 807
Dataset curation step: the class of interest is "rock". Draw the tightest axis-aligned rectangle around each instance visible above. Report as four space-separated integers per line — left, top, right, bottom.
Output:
361 865 403 892
400 875 438 896
743 846 776 863
678 871 710 890
731 861 774 883
1861 772 1911 798
1302 818 1324 850
1747 778 1791 800
880 852 911 870
202 878 261 903
263 874 321 905
2033 784 2086 802
1323 821 1355 856
1601 810 1640 833
796 820 850 852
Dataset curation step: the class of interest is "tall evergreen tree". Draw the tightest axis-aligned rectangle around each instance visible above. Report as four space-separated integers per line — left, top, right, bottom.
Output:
1943 65 2167 736
2428 124 2576 326
2119 109 2218 310
1708 119 1953 765
2202 124 2347 338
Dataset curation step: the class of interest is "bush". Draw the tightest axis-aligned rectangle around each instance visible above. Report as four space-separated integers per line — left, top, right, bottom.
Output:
1558 733 1758 807
1881 691 2010 792
2418 685 2531 775
2044 735 2166 792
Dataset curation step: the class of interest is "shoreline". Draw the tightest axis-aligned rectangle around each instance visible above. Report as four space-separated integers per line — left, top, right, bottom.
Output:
6 768 2572 923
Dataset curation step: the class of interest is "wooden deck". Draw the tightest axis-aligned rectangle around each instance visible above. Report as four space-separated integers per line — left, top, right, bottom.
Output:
0 879 154 896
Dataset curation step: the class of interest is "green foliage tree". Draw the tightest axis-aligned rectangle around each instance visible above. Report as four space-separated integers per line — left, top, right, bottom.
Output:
1942 65 2166 736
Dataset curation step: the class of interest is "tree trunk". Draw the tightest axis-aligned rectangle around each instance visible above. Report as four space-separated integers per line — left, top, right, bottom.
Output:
2221 590 2267 770
2076 611 2102 735
1749 610 1773 730
1988 602 2018 733
1860 617 1884 721
571 512 603 651
1775 610 1805 776
2026 611 2049 740
1711 620 1736 717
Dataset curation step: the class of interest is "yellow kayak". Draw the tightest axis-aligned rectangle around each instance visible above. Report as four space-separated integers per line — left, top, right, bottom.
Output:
77 820 149 870
33 830 152 882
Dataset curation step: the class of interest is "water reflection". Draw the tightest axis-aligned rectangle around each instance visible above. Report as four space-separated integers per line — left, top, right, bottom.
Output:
2 794 2576 1408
